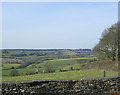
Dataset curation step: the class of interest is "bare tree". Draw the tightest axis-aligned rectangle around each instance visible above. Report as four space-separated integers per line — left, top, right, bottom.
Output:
93 23 118 61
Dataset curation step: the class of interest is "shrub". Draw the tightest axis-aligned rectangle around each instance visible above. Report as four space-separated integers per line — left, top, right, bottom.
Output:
22 71 37 75
22 71 29 75
71 67 73 70
9 69 19 76
44 64 55 73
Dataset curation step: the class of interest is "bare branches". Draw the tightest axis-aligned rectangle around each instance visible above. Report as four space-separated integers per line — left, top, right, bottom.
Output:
93 23 118 61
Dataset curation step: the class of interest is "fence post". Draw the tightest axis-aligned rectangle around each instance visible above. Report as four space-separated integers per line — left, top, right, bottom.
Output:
103 70 106 77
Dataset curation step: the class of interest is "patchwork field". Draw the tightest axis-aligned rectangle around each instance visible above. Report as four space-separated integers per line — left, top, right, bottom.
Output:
1 49 118 82
2 57 90 76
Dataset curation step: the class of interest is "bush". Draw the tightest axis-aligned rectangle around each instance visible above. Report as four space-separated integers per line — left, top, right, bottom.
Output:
9 69 19 76
22 71 37 75
87 59 94 63
71 67 73 70
44 64 55 73
22 71 29 75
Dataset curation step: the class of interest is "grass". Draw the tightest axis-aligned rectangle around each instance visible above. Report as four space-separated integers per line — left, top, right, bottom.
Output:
2 57 94 75
36 57 91 68
80 60 118 72
64 63 88 70
42 59 77 66
2 64 20 70
2 69 118 82
2 67 36 76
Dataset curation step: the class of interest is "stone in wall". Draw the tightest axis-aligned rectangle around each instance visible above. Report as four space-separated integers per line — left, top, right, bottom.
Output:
2 76 120 94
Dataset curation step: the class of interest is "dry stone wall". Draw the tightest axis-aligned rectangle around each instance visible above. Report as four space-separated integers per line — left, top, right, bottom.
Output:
2 76 120 95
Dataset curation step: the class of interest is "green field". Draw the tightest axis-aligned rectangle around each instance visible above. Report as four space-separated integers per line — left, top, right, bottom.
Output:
2 57 91 76
2 64 21 70
2 69 118 82
2 49 117 82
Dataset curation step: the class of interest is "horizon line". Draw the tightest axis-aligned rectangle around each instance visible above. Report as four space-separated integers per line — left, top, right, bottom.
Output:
0 48 92 50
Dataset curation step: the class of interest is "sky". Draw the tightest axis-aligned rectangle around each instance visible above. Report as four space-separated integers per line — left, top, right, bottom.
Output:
2 2 118 49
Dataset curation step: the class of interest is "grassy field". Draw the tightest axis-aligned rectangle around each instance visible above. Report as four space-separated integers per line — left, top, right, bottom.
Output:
64 63 88 70
2 69 118 82
2 67 36 75
2 64 21 70
2 57 91 75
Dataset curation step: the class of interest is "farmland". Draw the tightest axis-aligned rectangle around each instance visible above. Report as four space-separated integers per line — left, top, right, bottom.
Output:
1 49 118 82
2 70 118 82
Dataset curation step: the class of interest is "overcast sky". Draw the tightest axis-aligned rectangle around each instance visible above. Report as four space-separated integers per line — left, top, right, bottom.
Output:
2 2 117 49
